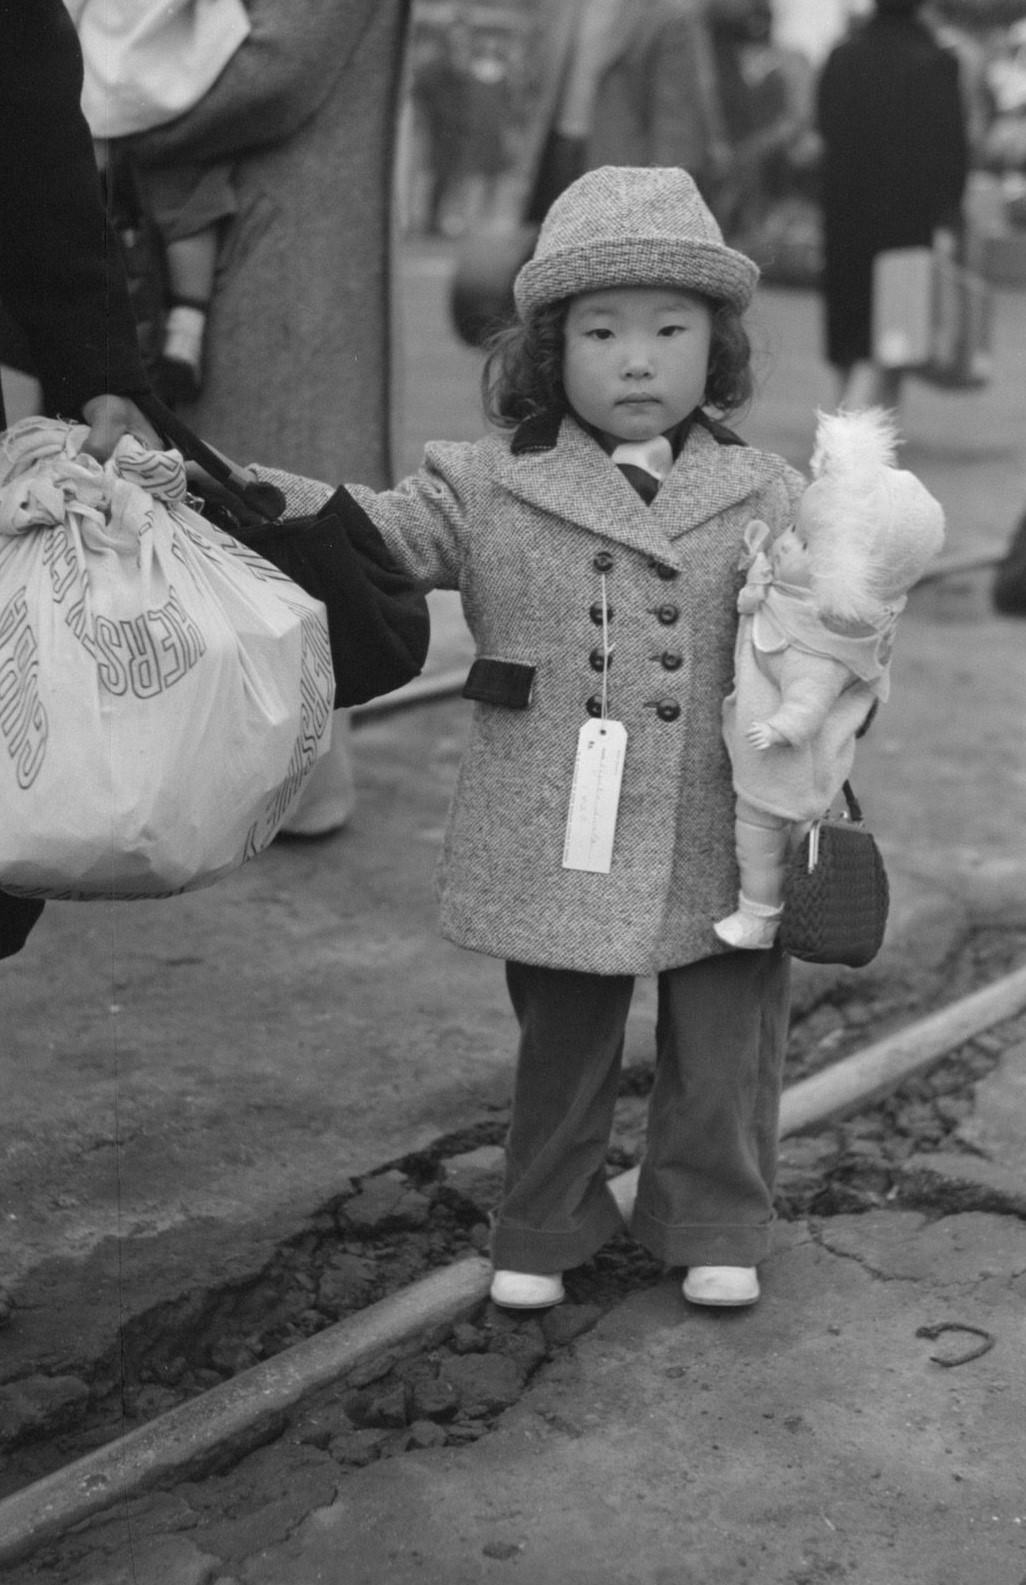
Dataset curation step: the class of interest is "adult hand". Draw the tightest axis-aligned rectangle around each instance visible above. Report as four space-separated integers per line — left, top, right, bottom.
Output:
79 395 162 461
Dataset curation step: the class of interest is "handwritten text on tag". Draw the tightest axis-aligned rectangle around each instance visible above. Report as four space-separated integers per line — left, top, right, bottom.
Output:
563 718 627 874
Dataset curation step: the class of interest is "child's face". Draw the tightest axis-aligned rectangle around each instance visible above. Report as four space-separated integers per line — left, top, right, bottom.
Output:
562 286 713 445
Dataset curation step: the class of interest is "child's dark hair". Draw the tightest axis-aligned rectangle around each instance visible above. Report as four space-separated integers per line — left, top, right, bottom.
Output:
482 294 753 429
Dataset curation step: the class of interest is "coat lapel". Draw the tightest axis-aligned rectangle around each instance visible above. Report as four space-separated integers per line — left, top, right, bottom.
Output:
654 422 784 547
495 414 783 568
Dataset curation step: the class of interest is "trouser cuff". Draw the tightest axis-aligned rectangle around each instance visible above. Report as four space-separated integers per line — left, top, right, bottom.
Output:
631 1203 775 1267
490 1189 625 1273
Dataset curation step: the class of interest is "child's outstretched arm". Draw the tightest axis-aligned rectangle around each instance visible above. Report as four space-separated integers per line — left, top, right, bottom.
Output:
234 485 431 707
188 436 483 707
182 454 430 710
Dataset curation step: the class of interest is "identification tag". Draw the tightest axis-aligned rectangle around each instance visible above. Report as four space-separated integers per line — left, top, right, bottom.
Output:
562 718 627 874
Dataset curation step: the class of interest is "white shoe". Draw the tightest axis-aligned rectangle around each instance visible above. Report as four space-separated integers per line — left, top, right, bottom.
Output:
489 1270 565 1309
713 902 781 950
683 1266 760 1307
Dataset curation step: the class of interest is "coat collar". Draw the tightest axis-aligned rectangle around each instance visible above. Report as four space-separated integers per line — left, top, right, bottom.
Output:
500 409 776 568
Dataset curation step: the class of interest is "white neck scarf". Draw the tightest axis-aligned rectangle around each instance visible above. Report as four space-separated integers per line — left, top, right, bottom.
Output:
610 434 674 483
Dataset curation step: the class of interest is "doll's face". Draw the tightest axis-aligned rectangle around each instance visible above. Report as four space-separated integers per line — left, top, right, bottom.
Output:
769 521 811 586
563 286 713 444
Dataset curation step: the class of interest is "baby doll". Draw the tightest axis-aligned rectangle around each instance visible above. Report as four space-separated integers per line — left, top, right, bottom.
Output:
715 406 945 950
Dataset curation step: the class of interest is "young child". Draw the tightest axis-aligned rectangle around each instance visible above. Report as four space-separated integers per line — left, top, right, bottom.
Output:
66 0 250 404
239 165 808 1310
714 407 945 950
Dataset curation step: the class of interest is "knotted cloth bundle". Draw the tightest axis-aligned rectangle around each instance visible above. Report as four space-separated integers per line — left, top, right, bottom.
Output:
0 418 334 898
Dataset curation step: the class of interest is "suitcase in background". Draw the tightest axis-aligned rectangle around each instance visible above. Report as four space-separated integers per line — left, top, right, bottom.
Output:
872 236 993 390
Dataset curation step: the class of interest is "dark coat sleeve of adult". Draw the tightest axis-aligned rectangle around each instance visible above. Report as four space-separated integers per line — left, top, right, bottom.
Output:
0 0 149 959
230 490 431 709
0 0 149 419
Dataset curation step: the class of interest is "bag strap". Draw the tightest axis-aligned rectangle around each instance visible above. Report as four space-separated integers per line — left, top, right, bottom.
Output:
134 391 286 523
841 781 863 823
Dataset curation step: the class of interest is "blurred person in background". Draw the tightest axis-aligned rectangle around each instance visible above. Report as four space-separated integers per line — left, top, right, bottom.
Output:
706 0 816 249
460 26 519 231
410 21 473 237
449 0 732 346
0 0 157 961
526 0 729 224
123 0 414 839
815 0 968 409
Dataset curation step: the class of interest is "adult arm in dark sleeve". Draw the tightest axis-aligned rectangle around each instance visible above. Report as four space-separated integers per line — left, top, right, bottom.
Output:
231 489 431 708
0 0 153 958
0 0 149 418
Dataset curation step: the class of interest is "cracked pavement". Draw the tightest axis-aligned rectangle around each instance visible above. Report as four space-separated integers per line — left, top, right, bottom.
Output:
4 253 1026 1583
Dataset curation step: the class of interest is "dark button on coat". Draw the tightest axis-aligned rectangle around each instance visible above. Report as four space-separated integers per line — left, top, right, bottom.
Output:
347 415 805 975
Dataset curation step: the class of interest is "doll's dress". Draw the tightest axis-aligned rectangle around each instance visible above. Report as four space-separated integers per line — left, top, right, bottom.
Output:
722 522 899 822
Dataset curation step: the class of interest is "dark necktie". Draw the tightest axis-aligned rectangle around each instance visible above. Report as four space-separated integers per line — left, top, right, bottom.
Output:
611 435 673 504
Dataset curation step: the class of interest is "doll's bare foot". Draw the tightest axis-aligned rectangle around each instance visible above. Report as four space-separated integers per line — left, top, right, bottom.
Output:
714 899 781 950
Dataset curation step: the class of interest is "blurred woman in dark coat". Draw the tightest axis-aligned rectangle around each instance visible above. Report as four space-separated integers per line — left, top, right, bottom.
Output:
816 0 968 407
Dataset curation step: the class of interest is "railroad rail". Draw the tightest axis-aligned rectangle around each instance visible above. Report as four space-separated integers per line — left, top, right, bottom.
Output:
1 961 1025 1567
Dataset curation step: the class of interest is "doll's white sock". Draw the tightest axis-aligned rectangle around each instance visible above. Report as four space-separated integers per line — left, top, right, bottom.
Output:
732 816 790 909
713 817 789 949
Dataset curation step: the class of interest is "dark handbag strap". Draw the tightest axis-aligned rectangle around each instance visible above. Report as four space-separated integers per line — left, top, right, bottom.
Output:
134 391 286 524
840 780 863 823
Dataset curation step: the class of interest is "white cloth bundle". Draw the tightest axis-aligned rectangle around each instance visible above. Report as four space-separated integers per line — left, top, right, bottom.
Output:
65 0 251 139
0 418 334 899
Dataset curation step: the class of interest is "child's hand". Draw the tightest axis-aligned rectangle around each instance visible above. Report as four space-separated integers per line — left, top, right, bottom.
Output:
746 720 784 750
184 461 283 530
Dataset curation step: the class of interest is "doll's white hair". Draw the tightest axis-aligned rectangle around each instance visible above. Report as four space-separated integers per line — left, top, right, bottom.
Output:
803 407 945 625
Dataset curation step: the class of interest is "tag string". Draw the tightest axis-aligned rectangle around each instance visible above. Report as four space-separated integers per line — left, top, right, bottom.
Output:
600 572 611 722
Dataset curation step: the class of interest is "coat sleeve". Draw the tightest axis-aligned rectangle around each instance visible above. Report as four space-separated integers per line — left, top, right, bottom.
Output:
129 0 386 167
229 487 431 709
0 0 148 416
345 440 480 591
249 437 478 591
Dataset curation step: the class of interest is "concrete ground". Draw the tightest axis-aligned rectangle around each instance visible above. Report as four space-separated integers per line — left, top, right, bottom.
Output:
2 247 1026 1580
4 253 1025 1307
233 1203 1026 1585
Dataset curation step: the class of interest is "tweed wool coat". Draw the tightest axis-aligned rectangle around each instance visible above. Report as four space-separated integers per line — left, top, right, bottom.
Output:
259 413 805 976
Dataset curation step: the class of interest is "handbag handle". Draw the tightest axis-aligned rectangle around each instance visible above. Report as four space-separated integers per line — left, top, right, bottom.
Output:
841 780 863 823
134 392 286 524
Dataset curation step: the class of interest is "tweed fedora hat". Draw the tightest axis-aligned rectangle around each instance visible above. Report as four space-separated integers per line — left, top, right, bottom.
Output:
514 166 759 317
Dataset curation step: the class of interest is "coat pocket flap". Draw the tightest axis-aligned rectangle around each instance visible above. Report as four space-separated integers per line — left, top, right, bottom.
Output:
462 657 536 708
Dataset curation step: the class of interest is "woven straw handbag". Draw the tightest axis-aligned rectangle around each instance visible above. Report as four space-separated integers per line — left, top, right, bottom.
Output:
779 782 889 968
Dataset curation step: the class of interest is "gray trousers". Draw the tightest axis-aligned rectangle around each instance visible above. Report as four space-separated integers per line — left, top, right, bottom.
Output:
492 948 791 1273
